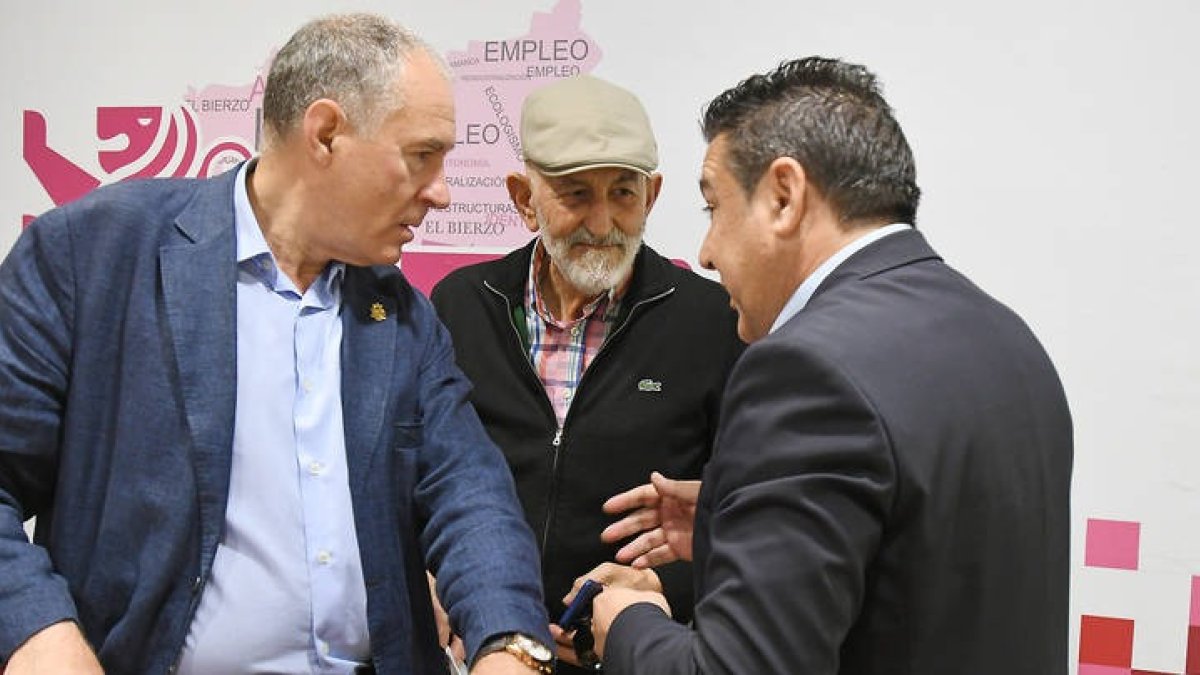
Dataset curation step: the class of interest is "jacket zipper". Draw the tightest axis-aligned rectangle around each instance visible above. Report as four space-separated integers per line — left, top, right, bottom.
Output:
485 280 675 561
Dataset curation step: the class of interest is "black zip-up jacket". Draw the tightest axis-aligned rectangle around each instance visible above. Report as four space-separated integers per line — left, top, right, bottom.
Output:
431 241 743 644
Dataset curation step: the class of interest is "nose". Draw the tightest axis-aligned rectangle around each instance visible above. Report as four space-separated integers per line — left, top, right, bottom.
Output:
423 172 451 209
583 199 615 239
698 231 716 271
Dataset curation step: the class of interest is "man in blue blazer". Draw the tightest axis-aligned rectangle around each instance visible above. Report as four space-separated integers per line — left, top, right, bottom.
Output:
0 14 552 675
588 57 1074 673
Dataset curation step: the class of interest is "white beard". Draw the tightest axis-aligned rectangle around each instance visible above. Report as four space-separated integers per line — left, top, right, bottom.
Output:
538 212 641 296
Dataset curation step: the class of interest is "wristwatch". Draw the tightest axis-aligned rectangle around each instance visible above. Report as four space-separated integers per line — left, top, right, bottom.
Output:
475 633 554 674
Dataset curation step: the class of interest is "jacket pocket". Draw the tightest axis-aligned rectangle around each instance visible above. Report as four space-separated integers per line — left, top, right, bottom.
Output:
394 420 424 450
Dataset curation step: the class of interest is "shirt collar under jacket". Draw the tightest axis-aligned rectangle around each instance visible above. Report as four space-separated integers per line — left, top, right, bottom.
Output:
233 159 344 307
769 222 912 334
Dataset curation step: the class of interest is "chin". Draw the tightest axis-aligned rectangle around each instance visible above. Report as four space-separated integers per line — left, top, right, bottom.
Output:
369 247 403 267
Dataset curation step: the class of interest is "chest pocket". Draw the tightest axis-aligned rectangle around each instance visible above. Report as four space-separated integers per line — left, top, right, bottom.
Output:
394 420 424 450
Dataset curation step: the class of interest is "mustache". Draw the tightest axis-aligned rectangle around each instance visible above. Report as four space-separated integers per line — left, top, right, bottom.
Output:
566 227 628 247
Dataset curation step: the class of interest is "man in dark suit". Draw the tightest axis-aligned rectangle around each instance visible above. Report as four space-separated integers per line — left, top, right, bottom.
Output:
0 14 553 675
587 57 1074 674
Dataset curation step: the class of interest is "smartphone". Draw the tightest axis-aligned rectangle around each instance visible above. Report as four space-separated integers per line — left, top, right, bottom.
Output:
558 579 604 631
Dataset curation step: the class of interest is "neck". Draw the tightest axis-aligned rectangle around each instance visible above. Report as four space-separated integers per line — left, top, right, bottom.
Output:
247 152 329 293
536 249 606 322
796 215 883 282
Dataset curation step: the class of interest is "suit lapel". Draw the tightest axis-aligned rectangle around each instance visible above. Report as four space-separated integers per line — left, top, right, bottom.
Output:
160 169 240 560
341 266 400 494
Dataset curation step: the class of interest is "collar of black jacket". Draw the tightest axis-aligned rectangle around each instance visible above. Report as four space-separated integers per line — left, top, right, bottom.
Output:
484 239 678 310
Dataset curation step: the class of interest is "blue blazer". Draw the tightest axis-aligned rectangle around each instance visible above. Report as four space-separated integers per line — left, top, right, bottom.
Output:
0 167 550 673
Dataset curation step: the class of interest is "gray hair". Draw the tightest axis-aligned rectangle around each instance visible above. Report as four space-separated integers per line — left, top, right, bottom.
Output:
262 13 447 144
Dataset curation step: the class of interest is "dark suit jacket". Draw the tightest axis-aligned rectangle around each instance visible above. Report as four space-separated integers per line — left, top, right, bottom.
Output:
0 167 550 673
604 229 1073 674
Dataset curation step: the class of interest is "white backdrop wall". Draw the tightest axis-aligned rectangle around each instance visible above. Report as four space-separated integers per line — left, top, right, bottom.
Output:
3 1 1198 672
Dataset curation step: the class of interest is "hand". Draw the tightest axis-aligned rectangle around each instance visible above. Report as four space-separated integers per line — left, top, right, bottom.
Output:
562 563 661 608
428 572 465 664
6 620 104 674
556 564 658 669
554 564 656 668
601 472 700 567
589 586 671 659
548 622 583 667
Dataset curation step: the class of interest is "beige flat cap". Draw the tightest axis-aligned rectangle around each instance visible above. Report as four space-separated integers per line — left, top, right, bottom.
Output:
520 74 659 176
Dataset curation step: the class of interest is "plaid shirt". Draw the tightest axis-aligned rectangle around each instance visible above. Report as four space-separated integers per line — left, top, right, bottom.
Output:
525 241 624 427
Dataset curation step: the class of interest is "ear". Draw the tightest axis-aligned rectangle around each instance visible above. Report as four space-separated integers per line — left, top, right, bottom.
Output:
301 98 348 166
643 172 665 215
759 157 807 238
506 172 538 233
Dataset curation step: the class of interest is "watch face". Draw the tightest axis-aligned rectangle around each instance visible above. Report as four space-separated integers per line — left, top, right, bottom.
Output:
514 634 553 662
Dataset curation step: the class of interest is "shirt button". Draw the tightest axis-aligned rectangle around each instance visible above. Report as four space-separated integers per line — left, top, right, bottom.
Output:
302 379 314 393
319 640 331 655
316 550 333 565
563 390 573 401
571 325 582 337
308 461 325 476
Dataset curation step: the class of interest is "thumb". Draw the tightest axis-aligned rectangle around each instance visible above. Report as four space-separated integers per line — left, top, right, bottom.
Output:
650 471 678 494
651 471 700 502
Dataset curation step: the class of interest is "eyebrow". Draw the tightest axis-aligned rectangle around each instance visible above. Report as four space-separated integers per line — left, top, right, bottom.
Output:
416 138 452 153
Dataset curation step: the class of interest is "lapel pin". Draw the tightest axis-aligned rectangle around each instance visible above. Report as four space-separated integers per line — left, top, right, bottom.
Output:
369 302 387 322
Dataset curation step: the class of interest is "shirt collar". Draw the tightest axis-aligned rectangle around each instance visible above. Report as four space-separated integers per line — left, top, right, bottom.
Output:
233 159 344 305
527 237 624 326
769 223 911 334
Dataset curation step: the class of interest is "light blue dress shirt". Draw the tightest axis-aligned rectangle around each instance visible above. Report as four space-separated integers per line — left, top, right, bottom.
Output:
178 161 370 673
769 223 912 334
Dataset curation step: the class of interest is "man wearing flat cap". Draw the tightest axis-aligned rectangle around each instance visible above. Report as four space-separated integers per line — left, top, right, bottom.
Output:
431 75 743 673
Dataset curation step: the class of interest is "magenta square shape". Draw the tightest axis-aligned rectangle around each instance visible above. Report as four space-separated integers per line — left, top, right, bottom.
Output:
1192 576 1200 626
1085 519 1140 570
1079 666 1131 675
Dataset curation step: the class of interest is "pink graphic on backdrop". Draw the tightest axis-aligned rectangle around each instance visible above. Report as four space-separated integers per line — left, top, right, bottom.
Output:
101 106 199 179
1086 518 1141 571
21 66 266 228
417 0 601 251
16 5 605 295
400 0 606 293
1192 577 1200 627
1079 667 1133 675
22 110 101 208
1077 519 1200 674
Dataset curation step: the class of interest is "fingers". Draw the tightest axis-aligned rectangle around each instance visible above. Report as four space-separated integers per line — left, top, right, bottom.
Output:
615 528 667 565
549 623 582 666
426 572 451 647
602 482 660 515
600 507 663 543
564 563 617 605
633 543 680 569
